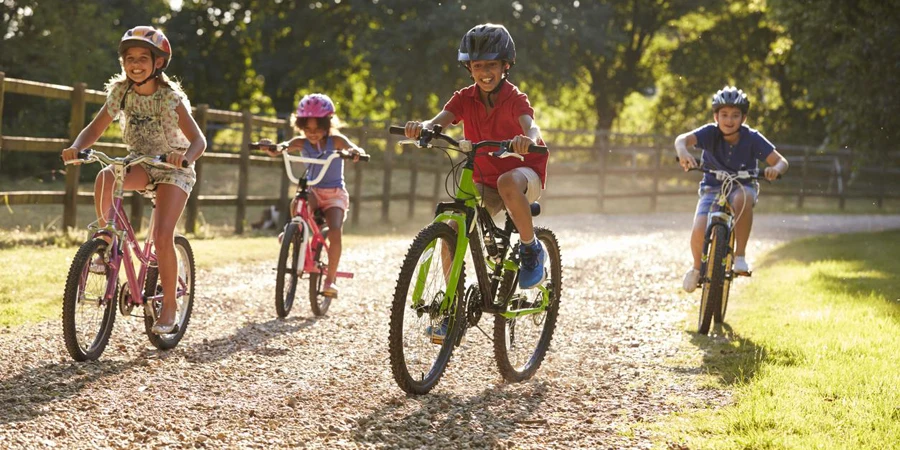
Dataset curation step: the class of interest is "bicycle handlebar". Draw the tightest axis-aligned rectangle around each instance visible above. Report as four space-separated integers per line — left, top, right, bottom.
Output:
64 149 189 169
389 125 549 155
251 141 369 186
675 156 781 180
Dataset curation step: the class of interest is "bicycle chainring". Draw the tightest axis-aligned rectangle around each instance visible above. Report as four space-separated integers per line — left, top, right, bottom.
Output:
117 282 134 316
465 284 483 327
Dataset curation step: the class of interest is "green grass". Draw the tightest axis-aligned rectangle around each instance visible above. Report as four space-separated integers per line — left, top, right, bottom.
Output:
0 235 345 328
653 230 900 449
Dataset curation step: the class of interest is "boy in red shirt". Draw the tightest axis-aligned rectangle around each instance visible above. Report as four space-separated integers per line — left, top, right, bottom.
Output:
405 23 549 289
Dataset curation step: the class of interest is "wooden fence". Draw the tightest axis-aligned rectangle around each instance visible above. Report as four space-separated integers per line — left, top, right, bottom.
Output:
2 72 899 234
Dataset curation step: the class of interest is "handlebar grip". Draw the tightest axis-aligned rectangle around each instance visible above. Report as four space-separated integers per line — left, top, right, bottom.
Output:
153 155 190 168
249 143 261 150
77 149 91 159
358 154 371 162
528 145 549 154
388 126 407 136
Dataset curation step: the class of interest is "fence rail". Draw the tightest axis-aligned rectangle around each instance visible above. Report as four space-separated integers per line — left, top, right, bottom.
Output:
3 73 899 233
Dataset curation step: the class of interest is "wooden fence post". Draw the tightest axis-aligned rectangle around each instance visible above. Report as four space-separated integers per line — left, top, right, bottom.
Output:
838 151 850 211
64 82 86 230
0 72 5 140
185 104 208 234
351 126 367 227
236 109 251 234
279 117 293 226
596 132 608 212
650 147 662 212
130 190 144 232
408 147 418 219
382 136 394 222
797 147 809 209
876 153 886 209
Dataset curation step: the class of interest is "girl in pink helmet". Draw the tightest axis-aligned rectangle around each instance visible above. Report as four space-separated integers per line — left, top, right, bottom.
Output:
61 26 207 335
260 93 367 298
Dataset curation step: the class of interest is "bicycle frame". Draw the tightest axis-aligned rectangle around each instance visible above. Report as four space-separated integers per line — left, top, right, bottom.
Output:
282 151 354 279
407 139 550 320
80 154 188 311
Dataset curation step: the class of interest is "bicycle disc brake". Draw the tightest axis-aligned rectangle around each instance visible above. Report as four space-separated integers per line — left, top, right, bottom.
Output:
118 282 134 316
465 284 483 327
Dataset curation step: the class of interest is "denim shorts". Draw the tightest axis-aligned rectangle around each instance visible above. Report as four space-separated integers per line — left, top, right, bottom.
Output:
694 184 758 217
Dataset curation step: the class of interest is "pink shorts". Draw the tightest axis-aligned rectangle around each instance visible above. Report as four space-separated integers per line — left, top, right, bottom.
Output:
310 187 350 214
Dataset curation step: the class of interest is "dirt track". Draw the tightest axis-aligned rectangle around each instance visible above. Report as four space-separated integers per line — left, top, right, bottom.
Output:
2 213 899 449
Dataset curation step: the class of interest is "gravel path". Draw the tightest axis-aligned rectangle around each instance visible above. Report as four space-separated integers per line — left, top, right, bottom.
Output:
2 213 898 449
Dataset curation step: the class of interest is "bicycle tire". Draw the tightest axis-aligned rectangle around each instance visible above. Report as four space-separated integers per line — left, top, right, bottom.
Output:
698 224 727 334
62 238 117 361
275 223 301 318
718 240 734 324
144 235 195 349
493 227 562 382
309 240 331 316
388 222 465 395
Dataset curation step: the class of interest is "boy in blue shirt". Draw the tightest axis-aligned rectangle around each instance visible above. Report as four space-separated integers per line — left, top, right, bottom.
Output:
675 86 789 292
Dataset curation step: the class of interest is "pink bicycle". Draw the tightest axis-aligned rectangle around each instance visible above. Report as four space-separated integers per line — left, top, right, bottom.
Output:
251 141 369 317
61 149 195 361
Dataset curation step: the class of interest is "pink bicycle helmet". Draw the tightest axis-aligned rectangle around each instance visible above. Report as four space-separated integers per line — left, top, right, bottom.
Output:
296 93 336 118
119 26 172 69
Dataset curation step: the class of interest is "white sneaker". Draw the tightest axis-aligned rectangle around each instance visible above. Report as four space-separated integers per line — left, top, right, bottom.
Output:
733 257 751 274
682 268 700 293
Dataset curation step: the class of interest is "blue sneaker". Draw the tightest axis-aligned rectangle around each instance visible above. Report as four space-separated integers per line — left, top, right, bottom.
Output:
425 317 450 344
518 240 547 290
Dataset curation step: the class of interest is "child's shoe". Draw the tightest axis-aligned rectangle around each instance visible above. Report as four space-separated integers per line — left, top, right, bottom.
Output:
518 239 547 290
733 256 751 274
682 268 700 292
322 280 338 298
425 317 450 345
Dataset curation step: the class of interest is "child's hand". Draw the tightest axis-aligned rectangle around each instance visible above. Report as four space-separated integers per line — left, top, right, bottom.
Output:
61 147 82 165
676 150 697 171
510 135 536 154
404 121 424 139
257 138 281 157
166 151 190 168
349 148 366 162
764 166 781 181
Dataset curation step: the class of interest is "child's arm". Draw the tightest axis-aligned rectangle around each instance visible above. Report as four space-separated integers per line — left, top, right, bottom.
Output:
333 133 367 161
405 110 456 139
170 102 207 167
674 132 699 171
61 106 115 163
258 137 305 157
511 115 542 154
764 149 789 181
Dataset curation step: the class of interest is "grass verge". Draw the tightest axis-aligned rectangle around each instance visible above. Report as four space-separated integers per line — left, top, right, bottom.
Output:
652 229 900 449
0 235 366 328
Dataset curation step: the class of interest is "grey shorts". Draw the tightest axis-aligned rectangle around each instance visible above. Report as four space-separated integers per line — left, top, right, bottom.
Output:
694 184 758 217
475 167 543 217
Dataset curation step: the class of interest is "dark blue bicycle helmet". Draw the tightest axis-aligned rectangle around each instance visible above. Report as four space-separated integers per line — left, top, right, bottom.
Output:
457 24 516 66
712 86 750 115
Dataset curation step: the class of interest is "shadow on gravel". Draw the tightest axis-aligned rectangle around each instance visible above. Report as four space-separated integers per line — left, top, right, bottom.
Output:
680 324 801 386
350 381 550 448
180 316 319 364
0 349 158 425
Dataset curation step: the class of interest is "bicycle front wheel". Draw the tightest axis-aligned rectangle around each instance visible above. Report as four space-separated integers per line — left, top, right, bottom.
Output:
62 238 117 361
144 235 195 349
275 223 302 318
699 224 727 334
388 222 465 395
493 227 562 382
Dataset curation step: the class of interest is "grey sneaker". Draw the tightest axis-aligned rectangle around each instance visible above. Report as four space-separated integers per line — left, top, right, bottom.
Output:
733 257 751 274
682 268 700 293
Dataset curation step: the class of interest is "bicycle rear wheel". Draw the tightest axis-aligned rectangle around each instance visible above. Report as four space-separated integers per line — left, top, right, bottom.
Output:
309 240 331 316
144 235 195 349
699 224 727 334
275 223 302 318
62 238 117 361
493 227 562 382
388 222 465 395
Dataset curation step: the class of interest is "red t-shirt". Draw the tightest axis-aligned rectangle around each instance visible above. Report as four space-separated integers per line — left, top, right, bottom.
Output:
443 81 548 189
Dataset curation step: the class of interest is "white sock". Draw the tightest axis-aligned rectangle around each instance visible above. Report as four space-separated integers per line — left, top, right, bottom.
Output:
521 237 535 246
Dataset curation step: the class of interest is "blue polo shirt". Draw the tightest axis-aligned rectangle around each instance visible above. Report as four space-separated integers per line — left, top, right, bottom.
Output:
692 124 775 187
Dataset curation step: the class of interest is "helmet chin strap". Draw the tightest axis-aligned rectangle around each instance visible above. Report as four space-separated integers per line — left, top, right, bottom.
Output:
119 69 162 110
481 77 507 107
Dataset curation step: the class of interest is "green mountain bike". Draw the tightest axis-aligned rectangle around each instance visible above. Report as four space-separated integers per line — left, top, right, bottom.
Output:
387 125 562 395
